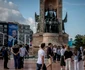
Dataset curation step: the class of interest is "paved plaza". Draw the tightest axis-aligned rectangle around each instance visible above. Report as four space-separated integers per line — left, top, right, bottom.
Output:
0 59 85 70
0 59 60 70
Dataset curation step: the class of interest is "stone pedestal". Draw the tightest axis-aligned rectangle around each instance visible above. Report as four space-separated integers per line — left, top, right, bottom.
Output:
32 33 43 47
43 33 59 45
32 33 69 47
32 33 69 56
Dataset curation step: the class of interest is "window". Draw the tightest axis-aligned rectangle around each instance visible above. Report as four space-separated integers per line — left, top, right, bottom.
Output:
4 25 7 28
4 29 7 32
0 25 3 27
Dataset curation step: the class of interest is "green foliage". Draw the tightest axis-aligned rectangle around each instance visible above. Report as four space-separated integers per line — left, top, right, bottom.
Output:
74 34 85 49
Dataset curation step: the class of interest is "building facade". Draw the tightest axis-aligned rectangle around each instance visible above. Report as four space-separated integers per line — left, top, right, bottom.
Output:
18 24 33 45
0 21 33 47
0 21 8 46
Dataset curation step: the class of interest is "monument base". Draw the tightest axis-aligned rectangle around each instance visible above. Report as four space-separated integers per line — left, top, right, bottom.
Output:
32 33 69 55
43 33 59 45
32 33 69 46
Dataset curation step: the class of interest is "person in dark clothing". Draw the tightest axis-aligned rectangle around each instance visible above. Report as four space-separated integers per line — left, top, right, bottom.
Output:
25 44 29 58
2 47 9 69
64 46 73 70
11 44 20 69
25 44 29 52
83 48 85 67
77 48 82 62
47 43 53 70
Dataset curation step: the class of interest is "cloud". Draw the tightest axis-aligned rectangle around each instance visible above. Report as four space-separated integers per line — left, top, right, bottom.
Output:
27 17 35 24
26 18 36 33
64 2 85 6
0 0 36 33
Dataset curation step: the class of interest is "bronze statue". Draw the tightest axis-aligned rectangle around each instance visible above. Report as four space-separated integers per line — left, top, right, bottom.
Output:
44 8 59 33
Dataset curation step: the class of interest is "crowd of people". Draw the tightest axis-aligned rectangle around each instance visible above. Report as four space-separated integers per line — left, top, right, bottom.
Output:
1 43 85 70
1 44 29 69
37 43 85 70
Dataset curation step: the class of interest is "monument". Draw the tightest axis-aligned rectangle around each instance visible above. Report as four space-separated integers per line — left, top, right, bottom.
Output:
32 0 68 48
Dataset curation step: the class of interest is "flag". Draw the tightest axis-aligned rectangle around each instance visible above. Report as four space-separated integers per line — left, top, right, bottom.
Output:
35 12 39 22
63 12 67 23
62 12 67 31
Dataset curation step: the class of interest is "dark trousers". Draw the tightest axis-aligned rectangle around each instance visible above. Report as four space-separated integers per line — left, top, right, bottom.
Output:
57 54 60 61
37 63 47 70
14 54 20 69
53 53 57 62
60 56 65 66
4 57 8 68
20 57 24 68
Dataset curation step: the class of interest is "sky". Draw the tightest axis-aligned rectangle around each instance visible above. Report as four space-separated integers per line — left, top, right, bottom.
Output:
0 0 85 39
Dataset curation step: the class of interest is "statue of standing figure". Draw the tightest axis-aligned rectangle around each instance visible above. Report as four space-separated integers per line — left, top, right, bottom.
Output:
45 8 59 33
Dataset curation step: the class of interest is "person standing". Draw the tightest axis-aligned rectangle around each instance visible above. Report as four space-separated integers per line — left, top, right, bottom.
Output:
19 45 28 68
25 44 29 52
2 47 9 69
74 48 78 70
60 46 65 70
53 45 57 62
11 44 20 69
83 48 85 67
64 46 73 70
77 48 84 70
36 43 47 70
47 43 53 70
57 46 61 62
25 44 29 59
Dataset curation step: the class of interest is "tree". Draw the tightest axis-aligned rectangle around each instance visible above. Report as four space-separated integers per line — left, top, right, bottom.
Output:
82 35 85 46
74 34 85 49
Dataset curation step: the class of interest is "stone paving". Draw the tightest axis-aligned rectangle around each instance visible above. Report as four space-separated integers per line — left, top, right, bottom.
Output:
0 59 85 70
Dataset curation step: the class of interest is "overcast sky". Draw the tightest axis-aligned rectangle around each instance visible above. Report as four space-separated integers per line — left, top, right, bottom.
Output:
0 0 85 39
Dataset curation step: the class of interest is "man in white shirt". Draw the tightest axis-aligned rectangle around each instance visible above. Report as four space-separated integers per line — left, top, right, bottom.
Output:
19 45 28 68
37 43 47 70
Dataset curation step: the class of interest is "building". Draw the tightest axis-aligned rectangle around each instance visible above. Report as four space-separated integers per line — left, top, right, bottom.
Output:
0 21 33 47
0 21 19 47
0 21 8 46
18 24 33 45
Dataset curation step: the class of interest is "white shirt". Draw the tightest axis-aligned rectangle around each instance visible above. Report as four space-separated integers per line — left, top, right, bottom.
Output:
37 49 45 64
80 46 83 51
20 47 27 57
60 48 65 56
53 47 57 53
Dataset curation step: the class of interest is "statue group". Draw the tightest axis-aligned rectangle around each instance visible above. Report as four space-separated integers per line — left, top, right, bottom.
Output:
44 8 59 33
35 5 67 33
